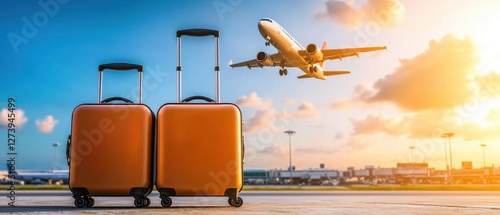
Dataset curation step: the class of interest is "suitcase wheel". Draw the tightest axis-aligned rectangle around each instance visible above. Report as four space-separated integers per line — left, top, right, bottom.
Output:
85 197 95 207
228 197 243 207
74 198 85 208
160 196 172 208
74 196 94 208
134 197 151 208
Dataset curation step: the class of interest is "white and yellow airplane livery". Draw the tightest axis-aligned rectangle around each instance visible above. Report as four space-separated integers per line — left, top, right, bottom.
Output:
230 18 387 80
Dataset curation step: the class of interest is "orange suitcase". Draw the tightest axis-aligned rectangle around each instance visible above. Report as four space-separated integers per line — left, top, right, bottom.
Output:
67 63 155 208
156 29 244 207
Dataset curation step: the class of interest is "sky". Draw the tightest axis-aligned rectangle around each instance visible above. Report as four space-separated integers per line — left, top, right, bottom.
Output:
1 0 499 171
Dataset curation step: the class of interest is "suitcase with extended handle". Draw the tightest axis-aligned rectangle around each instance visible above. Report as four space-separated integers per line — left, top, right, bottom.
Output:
156 29 244 207
67 63 155 208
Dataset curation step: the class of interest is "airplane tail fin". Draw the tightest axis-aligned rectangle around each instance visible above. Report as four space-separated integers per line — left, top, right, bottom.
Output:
324 71 350 76
319 41 328 69
321 41 328 50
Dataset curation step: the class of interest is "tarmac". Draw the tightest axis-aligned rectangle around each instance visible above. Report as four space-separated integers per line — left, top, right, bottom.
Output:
2 190 500 214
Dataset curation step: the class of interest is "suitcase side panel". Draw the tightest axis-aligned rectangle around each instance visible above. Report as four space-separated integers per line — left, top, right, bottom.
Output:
69 104 154 196
156 104 243 196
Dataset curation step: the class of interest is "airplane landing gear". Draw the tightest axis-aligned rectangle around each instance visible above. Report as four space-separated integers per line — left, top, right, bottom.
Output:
309 66 317 73
279 69 288 76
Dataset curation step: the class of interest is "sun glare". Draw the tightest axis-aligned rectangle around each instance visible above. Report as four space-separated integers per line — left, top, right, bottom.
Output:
468 10 500 75
455 98 498 127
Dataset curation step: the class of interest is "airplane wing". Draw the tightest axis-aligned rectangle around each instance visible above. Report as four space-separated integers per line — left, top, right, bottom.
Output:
230 53 291 68
298 46 387 62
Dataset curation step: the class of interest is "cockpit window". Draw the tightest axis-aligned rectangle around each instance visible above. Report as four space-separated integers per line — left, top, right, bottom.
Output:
260 18 273 23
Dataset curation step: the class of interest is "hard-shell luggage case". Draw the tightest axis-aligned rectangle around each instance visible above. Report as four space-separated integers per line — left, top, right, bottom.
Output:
156 29 244 207
67 63 155 208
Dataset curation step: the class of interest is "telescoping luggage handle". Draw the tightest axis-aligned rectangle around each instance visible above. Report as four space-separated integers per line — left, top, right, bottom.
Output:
176 28 220 103
98 63 144 104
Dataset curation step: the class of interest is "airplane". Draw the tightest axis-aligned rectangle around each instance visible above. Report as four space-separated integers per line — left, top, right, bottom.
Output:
230 18 387 80
4 163 69 184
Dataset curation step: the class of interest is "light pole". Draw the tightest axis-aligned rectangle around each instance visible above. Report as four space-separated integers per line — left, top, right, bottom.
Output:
441 134 449 183
443 133 455 182
284 130 296 184
480 144 487 168
53 142 60 170
409 146 415 163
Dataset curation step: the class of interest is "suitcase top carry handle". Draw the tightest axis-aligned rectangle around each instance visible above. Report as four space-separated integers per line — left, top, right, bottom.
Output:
100 96 134 104
98 63 143 72
176 28 220 103
181 95 215 103
98 63 144 104
177 29 220 37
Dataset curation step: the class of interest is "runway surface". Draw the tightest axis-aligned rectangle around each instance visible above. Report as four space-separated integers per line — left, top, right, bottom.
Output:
3 190 500 214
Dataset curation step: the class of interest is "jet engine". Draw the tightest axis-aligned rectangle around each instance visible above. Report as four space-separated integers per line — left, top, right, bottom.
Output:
256 51 274 66
306 43 324 62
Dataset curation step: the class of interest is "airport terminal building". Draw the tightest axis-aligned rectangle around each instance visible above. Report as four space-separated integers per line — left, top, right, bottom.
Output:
244 162 500 185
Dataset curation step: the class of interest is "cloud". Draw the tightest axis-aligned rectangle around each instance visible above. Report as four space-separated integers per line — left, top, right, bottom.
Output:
348 110 457 139
331 36 500 143
345 135 371 152
0 108 28 128
35 115 59 133
351 114 410 136
347 106 500 141
235 92 271 109
457 122 499 141
257 143 287 156
293 102 320 119
456 107 500 141
279 101 320 119
368 35 480 111
282 99 296 106
316 0 405 28
243 109 279 134
334 131 345 140
238 95 320 134
330 82 376 110
295 146 340 154
474 72 500 99
241 101 321 134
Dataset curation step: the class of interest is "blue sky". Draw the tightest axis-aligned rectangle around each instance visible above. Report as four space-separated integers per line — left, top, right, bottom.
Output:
1 0 500 171
0 0 329 170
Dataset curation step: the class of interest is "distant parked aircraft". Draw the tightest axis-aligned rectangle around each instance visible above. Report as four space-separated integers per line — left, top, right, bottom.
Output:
5 163 68 184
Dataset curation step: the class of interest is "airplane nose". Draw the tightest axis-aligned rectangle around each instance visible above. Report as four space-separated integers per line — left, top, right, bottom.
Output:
258 20 265 30
258 21 267 37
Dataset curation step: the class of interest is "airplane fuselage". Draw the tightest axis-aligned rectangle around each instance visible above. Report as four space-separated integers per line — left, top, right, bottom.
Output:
258 18 326 79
